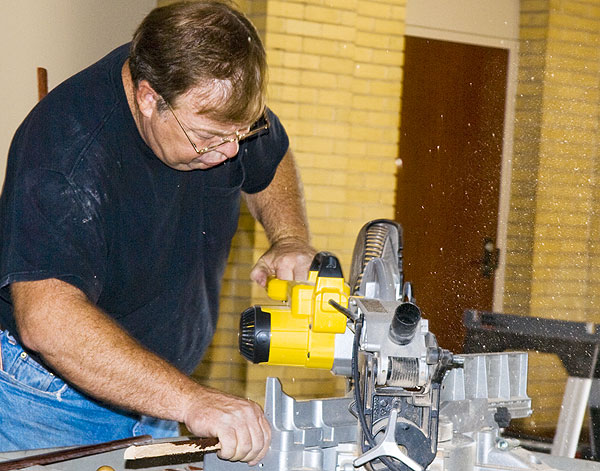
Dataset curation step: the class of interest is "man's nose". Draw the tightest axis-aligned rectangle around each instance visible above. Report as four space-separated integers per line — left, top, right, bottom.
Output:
220 140 240 159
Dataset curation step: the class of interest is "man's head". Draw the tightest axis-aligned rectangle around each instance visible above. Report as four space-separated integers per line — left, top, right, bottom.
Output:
129 1 266 126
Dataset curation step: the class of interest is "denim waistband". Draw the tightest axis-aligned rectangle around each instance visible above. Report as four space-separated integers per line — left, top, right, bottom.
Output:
0 329 179 451
0 329 67 395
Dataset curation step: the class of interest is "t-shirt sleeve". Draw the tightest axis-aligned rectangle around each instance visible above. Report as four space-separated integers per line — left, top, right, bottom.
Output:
239 108 289 194
0 167 107 302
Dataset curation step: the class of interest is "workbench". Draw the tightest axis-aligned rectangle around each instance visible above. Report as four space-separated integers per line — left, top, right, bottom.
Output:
3 446 600 471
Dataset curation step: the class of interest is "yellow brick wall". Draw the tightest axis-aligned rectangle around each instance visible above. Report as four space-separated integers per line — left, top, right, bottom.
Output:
504 0 600 436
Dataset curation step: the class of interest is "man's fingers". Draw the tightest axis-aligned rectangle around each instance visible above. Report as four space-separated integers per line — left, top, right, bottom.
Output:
274 265 294 282
207 400 271 464
243 405 270 463
250 260 270 287
250 415 271 464
215 427 237 461
251 238 316 286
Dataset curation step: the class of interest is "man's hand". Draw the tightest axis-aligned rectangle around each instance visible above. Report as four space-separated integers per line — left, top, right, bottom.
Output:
250 237 316 287
183 387 271 465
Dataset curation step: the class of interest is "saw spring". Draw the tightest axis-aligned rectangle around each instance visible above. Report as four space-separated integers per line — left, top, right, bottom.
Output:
387 357 419 388
353 222 391 294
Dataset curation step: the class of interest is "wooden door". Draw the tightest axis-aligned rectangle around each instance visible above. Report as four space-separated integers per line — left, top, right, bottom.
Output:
395 37 508 353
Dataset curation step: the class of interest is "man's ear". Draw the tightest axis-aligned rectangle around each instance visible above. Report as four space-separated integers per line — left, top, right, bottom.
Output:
135 80 159 118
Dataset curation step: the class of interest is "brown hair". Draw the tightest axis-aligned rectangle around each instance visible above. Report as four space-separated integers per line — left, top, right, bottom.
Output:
129 1 266 125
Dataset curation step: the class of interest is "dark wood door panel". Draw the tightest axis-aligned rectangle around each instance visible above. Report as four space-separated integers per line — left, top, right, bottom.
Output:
396 36 508 352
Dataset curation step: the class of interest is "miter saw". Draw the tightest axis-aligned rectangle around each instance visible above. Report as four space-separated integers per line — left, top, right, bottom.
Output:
204 219 590 471
1 220 599 470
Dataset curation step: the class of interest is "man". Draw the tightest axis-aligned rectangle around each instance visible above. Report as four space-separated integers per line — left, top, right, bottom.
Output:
0 1 314 465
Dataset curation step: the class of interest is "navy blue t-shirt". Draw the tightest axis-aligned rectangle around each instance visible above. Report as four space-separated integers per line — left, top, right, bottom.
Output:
0 44 288 374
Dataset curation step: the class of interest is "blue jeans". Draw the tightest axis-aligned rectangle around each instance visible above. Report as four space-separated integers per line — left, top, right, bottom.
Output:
0 329 179 452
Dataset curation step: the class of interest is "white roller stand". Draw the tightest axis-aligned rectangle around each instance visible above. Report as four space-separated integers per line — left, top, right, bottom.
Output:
551 377 593 457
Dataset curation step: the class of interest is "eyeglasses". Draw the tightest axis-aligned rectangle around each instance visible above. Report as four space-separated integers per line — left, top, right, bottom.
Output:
166 102 270 155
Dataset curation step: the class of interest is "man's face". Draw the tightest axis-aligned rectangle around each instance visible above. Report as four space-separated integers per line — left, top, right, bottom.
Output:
137 85 248 171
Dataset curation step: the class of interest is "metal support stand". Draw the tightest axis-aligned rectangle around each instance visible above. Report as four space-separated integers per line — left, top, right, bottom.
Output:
551 377 593 457
464 310 600 460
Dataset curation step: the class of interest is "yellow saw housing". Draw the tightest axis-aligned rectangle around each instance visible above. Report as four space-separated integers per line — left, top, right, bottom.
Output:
239 252 350 369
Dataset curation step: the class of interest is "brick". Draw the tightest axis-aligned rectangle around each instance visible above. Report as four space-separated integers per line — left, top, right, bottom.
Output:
390 4 407 21
269 66 302 85
270 101 301 119
268 0 305 19
349 109 399 128
520 12 550 27
353 62 390 80
340 10 358 27
299 70 339 88
270 84 319 103
333 139 369 156
549 11 600 31
520 25 549 40
317 0 358 9
294 135 336 153
561 1 600 18
544 68 600 88
303 168 348 186
298 103 337 120
337 75 354 90
355 31 391 49
316 88 354 106
547 26 600 44
266 33 303 52
388 35 405 51
354 46 373 64
321 23 356 41
350 77 372 94
546 40 599 59
357 1 392 19
302 37 339 56
520 0 550 11
352 94 398 112
304 185 347 203
372 48 404 66
540 125 600 145
356 16 376 34
319 56 355 74
285 18 323 37
304 5 342 24
372 18 404 35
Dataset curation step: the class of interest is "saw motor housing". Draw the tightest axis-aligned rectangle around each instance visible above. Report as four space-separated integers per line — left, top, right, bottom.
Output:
239 252 351 371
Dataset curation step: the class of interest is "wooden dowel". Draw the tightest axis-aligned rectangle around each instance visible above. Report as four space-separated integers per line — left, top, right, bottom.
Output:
37 67 48 101
0 435 153 471
124 437 220 460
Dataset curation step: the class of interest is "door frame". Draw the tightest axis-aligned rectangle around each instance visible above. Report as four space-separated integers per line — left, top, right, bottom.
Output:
403 21 519 313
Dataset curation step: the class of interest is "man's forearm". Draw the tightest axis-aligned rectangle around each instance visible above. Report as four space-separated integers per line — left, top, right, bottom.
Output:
13 278 199 423
244 149 310 244
245 149 316 285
